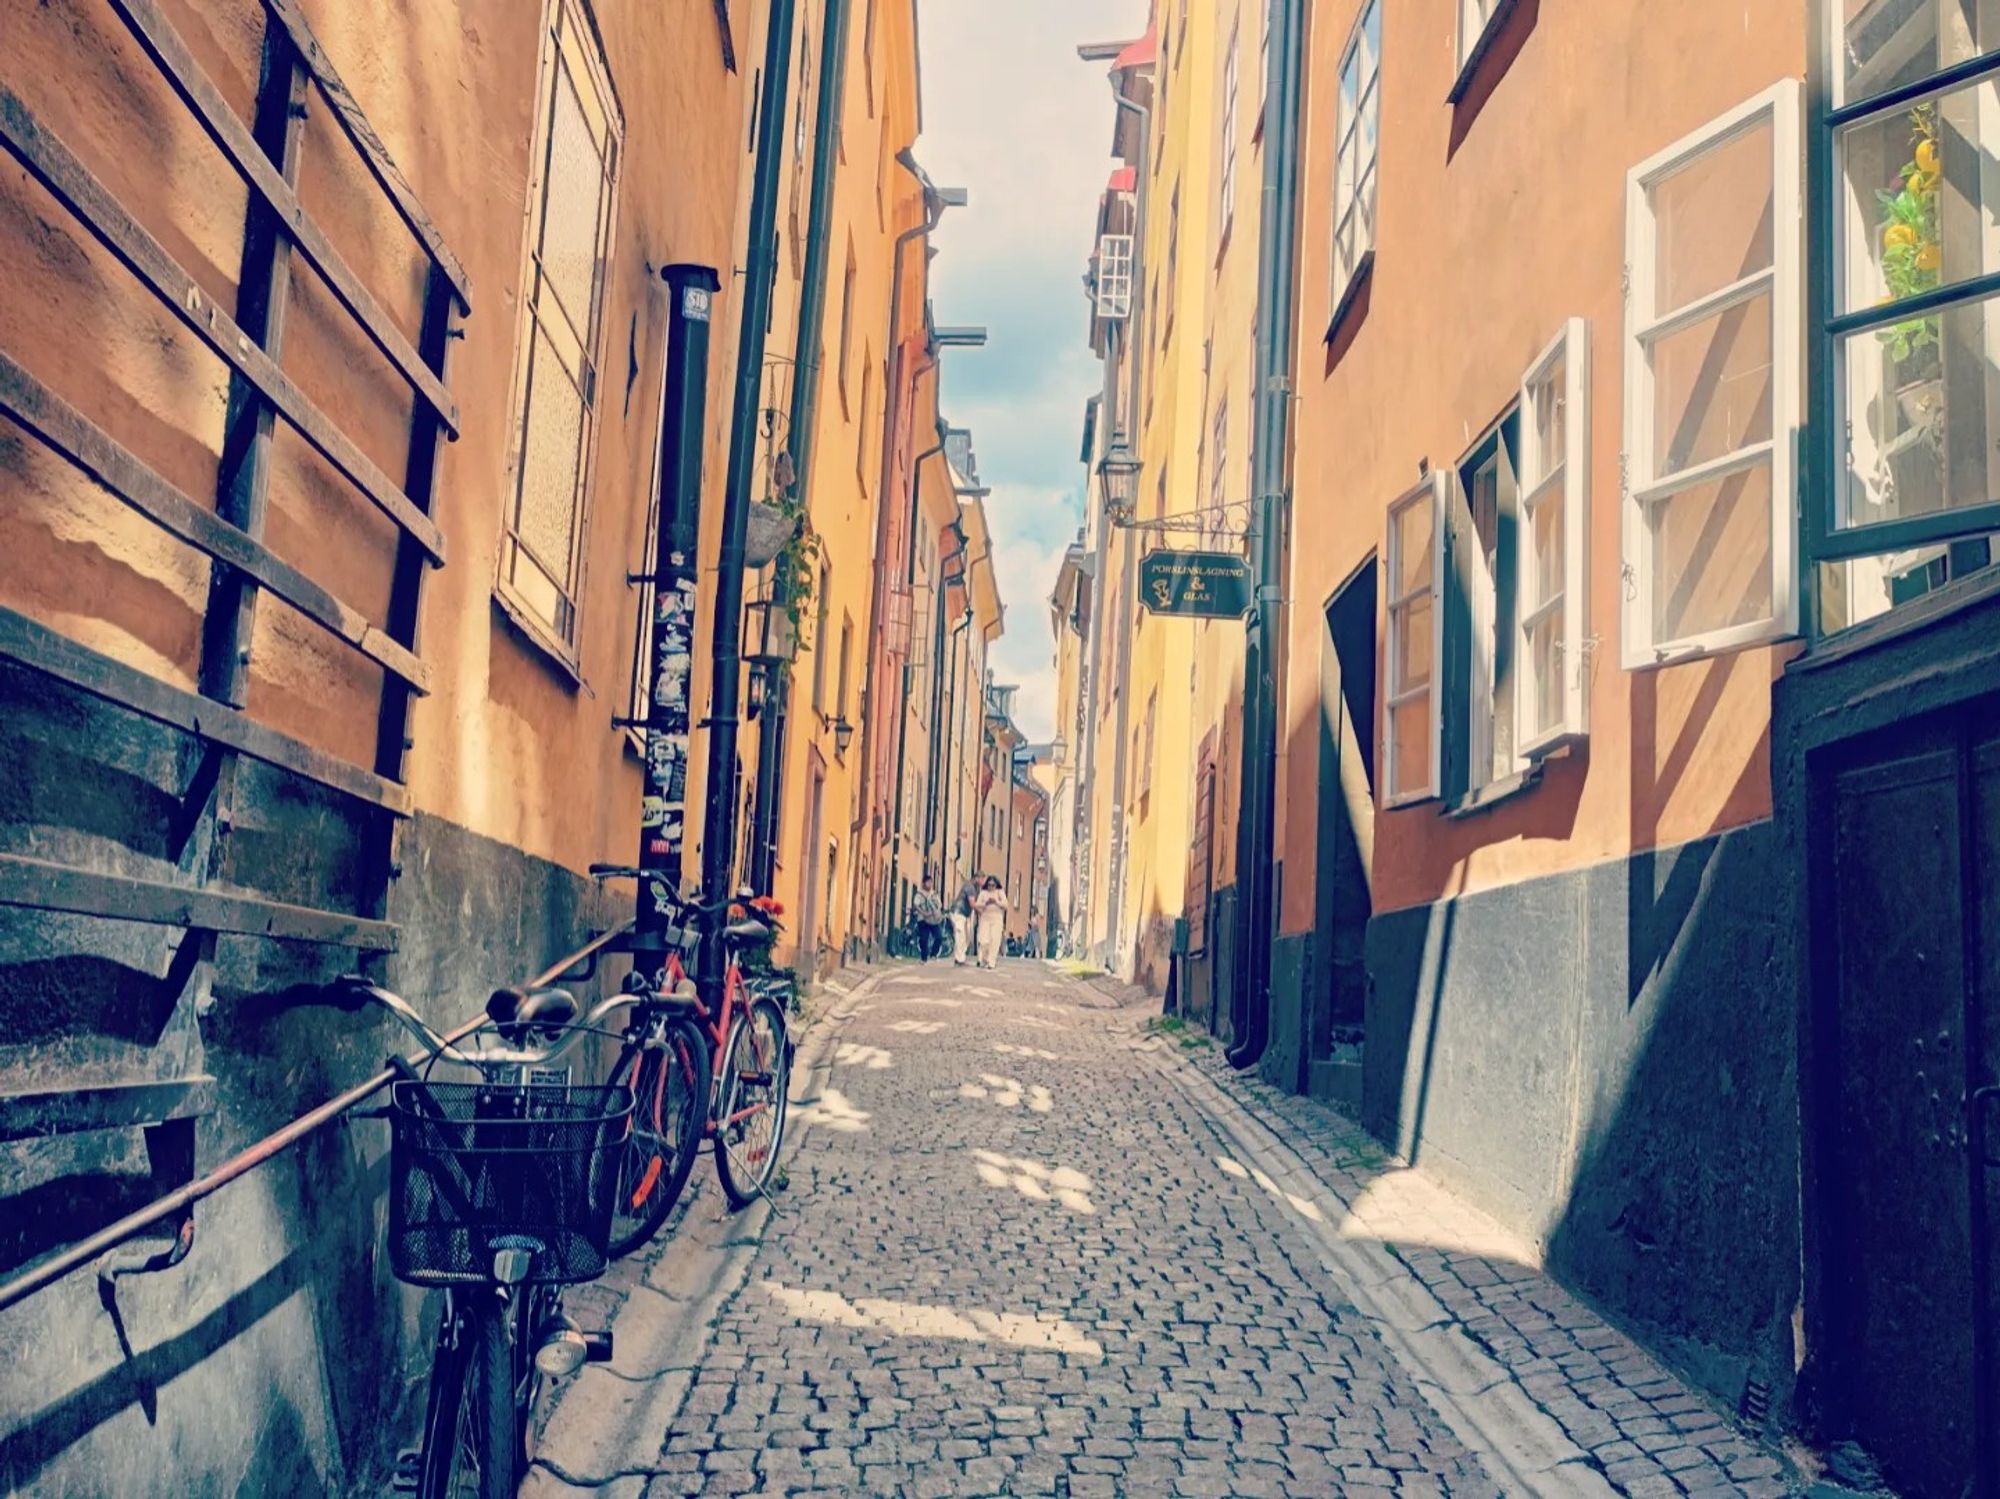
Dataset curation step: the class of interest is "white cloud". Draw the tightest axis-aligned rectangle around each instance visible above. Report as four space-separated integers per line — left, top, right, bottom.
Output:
917 0 1145 742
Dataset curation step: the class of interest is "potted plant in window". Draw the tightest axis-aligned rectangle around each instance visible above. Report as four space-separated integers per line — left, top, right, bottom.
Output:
1876 104 1943 423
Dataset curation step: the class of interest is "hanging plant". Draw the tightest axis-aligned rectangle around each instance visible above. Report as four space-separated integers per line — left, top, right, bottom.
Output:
1875 104 1942 365
769 495 822 645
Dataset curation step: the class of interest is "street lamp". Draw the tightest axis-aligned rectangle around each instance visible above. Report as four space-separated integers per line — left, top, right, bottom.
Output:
831 716 855 756
1098 443 1141 525
743 595 796 722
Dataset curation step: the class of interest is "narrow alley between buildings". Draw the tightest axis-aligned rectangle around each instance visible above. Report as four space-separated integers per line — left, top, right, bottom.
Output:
528 960 1799 1499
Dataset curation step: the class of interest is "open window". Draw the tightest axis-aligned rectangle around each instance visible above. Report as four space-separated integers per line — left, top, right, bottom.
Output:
1382 472 1444 806
1516 319 1590 752
1622 80 1801 668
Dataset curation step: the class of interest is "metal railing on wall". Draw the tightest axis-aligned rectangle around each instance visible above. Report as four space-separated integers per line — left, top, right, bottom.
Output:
0 920 632 1313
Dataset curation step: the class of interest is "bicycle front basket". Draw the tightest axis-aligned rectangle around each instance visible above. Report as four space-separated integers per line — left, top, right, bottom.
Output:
387 1081 633 1286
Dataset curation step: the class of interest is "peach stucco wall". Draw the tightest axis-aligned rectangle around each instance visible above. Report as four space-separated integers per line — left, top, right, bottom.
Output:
1277 0 1805 929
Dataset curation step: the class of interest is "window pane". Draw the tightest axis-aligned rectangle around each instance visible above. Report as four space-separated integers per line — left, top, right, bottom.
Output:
1527 488 1563 606
1361 0 1380 79
1651 291 1774 477
1391 498 1433 597
1523 613 1562 740
1395 596 1432 691
1390 697 1430 798
1839 290 2000 526
1817 534 1997 631
516 326 586 580
1526 357 1566 486
1835 0 2000 109
1649 118 1774 317
540 67 609 332
1838 77 2000 316
1650 463 1774 641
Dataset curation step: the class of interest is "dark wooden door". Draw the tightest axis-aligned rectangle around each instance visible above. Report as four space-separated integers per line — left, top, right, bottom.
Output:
1817 704 2000 1497
1310 560 1377 1064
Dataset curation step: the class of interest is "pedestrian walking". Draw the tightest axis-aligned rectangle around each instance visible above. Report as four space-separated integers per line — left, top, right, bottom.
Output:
950 877 977 965
973 875 1008 969
911 875 946 962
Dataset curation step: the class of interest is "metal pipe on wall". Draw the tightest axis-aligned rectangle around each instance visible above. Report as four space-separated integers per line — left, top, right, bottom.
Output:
698 0 799 994
1229 0 1305 1070
747 0 854 896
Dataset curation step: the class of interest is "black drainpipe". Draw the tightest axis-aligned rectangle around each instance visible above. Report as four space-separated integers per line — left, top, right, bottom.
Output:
634 263 721 958
1229 0 1305 1070
748 0 852 894
697 0 798 994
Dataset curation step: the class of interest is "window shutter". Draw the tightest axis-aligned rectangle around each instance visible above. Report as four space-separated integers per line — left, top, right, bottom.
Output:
1516 318 1590 754
1620 80 1801 668
1382 470 1446 806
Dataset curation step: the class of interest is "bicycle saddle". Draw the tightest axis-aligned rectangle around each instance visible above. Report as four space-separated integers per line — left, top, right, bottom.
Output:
722 917 771 943
486 986 579 1030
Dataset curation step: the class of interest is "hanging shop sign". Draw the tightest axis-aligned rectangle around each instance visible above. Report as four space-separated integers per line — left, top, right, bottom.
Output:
1138 548 1252 619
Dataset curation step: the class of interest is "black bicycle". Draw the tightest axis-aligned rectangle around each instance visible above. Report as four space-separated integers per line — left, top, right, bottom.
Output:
347 980 638 1499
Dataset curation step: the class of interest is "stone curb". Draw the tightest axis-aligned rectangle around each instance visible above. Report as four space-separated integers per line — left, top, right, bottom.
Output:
1135 1026 1619 1499
522 968 884 1495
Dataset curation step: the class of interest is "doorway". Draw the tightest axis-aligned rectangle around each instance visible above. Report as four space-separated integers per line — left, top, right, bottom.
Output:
1308 558 1377 1098
797 754 826 979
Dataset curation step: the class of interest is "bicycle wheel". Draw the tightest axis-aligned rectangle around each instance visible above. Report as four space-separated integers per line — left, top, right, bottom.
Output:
604 1015 711 1258
415 1295 515 1499
713 995 790 1210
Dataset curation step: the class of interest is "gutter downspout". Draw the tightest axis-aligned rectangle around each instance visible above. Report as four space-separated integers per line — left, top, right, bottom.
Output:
696 0 798 996
1100 73 1150 976
748 0 853 894
1228 0 1305 1071
938 604 972 889
851 159 951 948
887 429 948 897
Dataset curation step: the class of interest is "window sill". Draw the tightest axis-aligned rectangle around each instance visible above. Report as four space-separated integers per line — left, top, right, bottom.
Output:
1324 251 1375 344
493 589 589 692
1443 759 1544 820
1447 0 1522 105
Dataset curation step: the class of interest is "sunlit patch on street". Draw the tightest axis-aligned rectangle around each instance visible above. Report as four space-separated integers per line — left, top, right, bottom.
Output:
886 1018 946 1034
836 1042 893 1071
796 1086 871 1134
901 996 964 1008
1216 1154 1326 1222
993 1042 1064 1061
1011 1015 1068 1032
971 1149 1095 1213
957 1073 1054 1112
762 1282 1103 1360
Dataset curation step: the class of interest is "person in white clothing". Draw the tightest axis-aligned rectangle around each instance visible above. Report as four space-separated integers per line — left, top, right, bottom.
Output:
973 876 1008 969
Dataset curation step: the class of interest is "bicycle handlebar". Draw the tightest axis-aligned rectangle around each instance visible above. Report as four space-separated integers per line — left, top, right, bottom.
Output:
339 980 640 1072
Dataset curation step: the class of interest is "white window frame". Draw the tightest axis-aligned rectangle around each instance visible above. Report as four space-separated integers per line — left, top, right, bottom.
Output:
496 0 623 662
1621 79 1801 669
1516 318 1591 755
1095 233 1134 320
1382 471 1445 807
1331 0 1381 311
1219 21 1241 239
1456 0 1505 74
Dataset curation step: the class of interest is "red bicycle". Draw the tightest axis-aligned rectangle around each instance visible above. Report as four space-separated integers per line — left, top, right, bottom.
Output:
603 896 792 1255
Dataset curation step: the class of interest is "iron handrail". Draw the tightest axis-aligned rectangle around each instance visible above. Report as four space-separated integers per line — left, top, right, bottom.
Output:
0 918 635 1314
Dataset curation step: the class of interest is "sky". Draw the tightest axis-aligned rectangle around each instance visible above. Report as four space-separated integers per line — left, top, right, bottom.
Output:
916 0 1148 741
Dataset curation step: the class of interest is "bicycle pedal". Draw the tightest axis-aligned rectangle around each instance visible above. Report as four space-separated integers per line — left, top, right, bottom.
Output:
738 1071 773 1087
391 1449 422 1491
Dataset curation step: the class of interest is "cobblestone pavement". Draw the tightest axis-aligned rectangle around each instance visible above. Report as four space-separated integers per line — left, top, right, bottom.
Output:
531 958 1803 1498
1159 1035 1803 1499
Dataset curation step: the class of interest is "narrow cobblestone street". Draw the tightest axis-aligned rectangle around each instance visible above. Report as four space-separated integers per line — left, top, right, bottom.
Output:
527 960 1801 1499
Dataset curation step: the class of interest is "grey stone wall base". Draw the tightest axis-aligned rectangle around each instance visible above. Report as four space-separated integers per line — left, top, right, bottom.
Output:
1360 822 1798 1418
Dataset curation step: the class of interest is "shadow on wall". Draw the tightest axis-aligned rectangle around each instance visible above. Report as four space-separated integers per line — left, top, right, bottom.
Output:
1363 811 1797 1416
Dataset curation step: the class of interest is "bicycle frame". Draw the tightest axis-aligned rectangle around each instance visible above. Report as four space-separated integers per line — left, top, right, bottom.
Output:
648 947 765 1135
